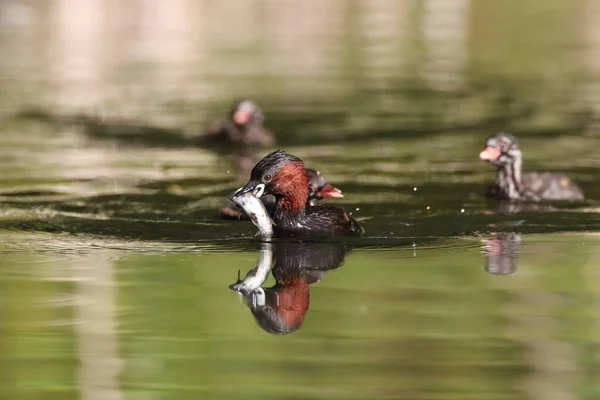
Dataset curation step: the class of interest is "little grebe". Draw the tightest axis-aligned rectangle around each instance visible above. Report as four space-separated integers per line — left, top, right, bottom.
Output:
201 99 275 148
220 167 343 219
480 133 584 201
234 150 364 237
306 168 344 205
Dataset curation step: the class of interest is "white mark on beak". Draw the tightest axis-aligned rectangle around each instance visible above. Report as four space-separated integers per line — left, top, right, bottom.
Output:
253 183 265 198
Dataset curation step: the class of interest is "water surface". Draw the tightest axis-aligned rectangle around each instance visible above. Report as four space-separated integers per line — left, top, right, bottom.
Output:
2 0 600 398
1 124 599 400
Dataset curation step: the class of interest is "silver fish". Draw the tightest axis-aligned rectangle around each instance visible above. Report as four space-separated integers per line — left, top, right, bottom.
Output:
230 191 273 238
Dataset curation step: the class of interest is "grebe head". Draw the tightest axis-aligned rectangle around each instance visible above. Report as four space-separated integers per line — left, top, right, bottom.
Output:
234 150 309 210
306 169 344 204
230 99 264 127
479 132 520 167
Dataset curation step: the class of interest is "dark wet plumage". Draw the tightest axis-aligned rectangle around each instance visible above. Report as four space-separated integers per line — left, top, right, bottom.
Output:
273 203 363 238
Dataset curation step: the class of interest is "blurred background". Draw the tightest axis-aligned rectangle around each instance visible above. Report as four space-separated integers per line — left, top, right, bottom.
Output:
2 0 600 136
1 1 600 400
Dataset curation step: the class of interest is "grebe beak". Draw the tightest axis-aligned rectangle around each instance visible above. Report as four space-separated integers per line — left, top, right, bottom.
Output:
479 146 502 161
230 180 266 200
316 184 344 199
232 109 252 125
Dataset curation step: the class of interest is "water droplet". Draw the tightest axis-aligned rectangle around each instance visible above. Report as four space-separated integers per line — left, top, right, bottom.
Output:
460 208 465 213
413 187 417 191
426 206 431 210
355 207 360 211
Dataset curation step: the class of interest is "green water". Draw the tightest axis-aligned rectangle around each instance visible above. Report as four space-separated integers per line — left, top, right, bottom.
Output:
0 121 599 400
2 0 600 398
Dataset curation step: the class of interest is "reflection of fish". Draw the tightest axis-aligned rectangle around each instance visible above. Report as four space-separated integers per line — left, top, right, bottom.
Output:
229 243 274 293
230 191 273 238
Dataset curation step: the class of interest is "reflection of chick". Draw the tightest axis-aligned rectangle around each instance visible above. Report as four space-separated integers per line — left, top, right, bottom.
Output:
481 232 521 275
230 242 349 335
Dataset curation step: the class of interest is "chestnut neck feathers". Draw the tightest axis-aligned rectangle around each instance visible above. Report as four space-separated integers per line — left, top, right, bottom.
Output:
273 161 309 211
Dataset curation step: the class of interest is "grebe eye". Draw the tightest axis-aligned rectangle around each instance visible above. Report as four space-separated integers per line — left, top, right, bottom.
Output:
263 174 272 183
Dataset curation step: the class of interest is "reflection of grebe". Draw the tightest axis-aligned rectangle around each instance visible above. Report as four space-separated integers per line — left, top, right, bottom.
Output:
481 232 521 275
230 242 350 335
